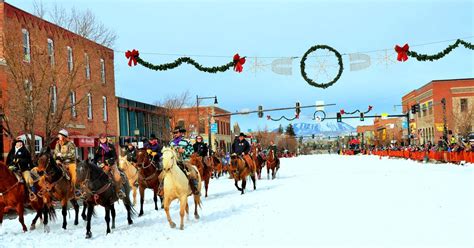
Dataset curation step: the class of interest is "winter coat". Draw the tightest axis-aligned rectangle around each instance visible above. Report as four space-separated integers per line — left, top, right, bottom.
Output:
193 142 208 157
54 140 77 163
94 142 117 165
125 147 137 163
232 138 250 155
145 141 163 164
170 136 193 161
6 146 32 172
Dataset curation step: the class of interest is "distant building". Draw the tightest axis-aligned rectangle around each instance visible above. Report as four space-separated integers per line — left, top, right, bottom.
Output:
356 118 404 147
402 78 474 145
117 97 170 146
356 125 375 147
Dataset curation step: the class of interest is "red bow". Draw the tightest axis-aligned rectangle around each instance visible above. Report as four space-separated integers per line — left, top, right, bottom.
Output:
368 105 373 111
394 44 409 62
295 114 299 119
266 115 271 120
125 49 139 67
233 54 246 73
340 109 345 115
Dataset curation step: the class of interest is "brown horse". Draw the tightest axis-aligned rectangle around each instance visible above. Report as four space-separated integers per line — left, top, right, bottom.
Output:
36 150 80 230
190 153 212 197
136 149 163 216
161 148 202 230
118 156 138 206
251 144 265 180
266 149 279 180
229 154 257 194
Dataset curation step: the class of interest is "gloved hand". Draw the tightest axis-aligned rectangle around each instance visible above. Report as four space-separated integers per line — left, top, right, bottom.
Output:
151 152 157 157
8 165 16 171
147 149 152 155
103 165 110 172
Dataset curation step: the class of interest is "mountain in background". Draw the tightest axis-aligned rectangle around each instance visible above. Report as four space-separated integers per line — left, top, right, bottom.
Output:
274 122 356 136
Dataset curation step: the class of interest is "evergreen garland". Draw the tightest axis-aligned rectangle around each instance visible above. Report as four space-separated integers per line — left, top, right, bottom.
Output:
407 39 474 61
135 56 237 73
300 45 344 89
267 114 299 121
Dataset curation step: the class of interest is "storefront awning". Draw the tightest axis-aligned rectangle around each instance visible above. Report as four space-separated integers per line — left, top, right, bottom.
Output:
70 135 95 147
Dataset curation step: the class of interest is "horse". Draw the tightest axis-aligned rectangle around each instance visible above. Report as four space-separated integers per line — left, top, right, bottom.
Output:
229 154 257 194
118 156 138 206
136 149 163 216
0 161 54 232
36 150 80 230
266 149 279 180
161 147 202 230
190 153 212 198
76 160 135 239
251 144 266 180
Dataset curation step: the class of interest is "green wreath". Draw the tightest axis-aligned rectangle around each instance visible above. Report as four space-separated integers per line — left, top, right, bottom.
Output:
300 45 344 89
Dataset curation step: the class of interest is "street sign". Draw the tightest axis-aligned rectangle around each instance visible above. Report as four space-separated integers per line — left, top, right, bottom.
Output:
211 123 218 134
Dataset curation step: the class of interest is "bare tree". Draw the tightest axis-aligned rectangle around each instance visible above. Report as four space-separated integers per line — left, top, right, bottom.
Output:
3 28 96 154
32 1 117 47
453 107 474 139
155 91 193 141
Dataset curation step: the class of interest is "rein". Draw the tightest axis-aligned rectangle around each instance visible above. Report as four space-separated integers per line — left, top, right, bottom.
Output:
0 181 20 198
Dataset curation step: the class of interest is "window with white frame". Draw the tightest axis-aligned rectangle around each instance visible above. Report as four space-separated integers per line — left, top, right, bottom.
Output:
50 85 57 113
102 96 107 121
47 38 54 66
100 58 106 83
17 134 43 154
85 53 90 80
87 93 93 120
22 29 30 62
70 91 77 117
67 46 73 72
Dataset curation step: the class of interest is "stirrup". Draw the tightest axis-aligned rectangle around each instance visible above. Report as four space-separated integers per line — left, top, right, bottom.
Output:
117 190 126 199
29 192 37 202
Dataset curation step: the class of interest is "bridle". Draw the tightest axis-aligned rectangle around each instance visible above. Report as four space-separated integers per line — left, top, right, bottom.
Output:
162 149 176 173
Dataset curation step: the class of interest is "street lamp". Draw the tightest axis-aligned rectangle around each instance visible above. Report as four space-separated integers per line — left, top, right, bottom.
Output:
196 95 218 148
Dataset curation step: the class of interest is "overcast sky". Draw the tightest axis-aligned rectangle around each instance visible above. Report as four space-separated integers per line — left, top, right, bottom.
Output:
8 0 474 132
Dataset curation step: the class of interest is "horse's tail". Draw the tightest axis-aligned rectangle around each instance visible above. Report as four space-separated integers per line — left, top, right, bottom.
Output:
121 174 137 217
48 205 57 221
194 195 202 209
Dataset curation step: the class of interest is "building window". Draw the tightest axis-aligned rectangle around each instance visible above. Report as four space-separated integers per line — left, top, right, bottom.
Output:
100 58 106 83
87 93 93 120
47 38 54 66
67 46 73 72
50 85 57 113
70 91 77 117
460 98 468 112
102 96 108 121
22 29 30 62
85 53 90 80
428 101 433 115
177 120 185 129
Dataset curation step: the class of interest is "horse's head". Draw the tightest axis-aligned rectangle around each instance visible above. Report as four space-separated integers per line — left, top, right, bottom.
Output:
75 160 91 184
161 147 177 172
118 155 127 170
136 149 150 168
36 148 54 173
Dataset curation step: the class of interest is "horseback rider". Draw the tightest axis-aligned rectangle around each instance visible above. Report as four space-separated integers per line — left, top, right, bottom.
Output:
231 133 253 169
125 142 137 163
53 129 77 188
169 127 200 195
145 133 163 168
267 140 280 169
94 133 124 198
7 138 36 197
193 135 209 163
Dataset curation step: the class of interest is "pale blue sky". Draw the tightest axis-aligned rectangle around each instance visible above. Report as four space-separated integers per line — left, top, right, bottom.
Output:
8 0 474 132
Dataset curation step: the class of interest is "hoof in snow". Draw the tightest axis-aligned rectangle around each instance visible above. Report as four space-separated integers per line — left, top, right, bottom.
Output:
30 225 36 231
85 232 92 239
194 214 200 220
44 225 50 233
180 225 184 230
170 222 176 228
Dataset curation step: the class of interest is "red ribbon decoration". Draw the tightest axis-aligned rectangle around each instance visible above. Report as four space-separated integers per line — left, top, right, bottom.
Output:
394 44 409 62
368 105 373 111
295 114 299 119
340 109 345 115
266 115 271 120
125 49 139 67
233 54 246 73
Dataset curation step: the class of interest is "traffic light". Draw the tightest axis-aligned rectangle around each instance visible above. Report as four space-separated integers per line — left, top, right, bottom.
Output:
312 134 315 139
336 112 342 122
411 105 416 114
258 105 263 118
360 112 364 121
295 102 301 116
415 104 420 113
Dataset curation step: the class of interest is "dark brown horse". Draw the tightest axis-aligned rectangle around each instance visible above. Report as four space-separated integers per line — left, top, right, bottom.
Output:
36 150 80 230
76 160 135 239
251 144 265 180
190 153 213 197
229 154 256 194
266 149 279 180
136 149 163 216
0 161 54 232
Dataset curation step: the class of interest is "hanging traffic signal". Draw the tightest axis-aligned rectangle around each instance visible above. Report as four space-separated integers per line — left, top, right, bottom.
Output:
312 134 315 139
415 104 420 113
295 102 301 116
360 113 364 121
411 105 416 114
258 105 263 118
336 112 342 122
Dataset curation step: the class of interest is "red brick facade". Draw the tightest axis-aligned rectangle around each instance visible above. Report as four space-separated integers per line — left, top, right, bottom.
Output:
0 2 117 160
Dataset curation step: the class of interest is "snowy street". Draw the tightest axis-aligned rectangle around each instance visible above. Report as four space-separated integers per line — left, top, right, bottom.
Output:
1 155 473 248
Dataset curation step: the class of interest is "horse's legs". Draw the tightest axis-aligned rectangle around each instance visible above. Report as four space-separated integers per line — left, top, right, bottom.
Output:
179 196 186 230
139 186 145 217
0 203 4 226
185 202 189 221
124 203 133 225
81 201 87 221
159 195 164 209
16 202 28 232
43 205 50 233
267 167 271 180
132 184 137 206
85 204 94 239
194 195 200 220
164 197 176 229
30 210 41 230
110 204 116 229
61 199 68 229
71 199 79 225
205 178 209 198
234 179 242 191
241 178 247 195
105 206 111 235
153 190 158 210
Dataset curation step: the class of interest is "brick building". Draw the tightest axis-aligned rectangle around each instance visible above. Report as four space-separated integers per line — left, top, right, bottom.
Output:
356 125 375 147
0 2 117 160
172 106 232 152
356 118 404 147
402 78 474 145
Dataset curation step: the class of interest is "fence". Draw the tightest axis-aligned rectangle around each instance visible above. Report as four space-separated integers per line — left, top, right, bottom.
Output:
342 149 474 164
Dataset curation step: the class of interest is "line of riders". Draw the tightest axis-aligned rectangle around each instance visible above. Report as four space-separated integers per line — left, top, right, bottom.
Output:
7 127 280 203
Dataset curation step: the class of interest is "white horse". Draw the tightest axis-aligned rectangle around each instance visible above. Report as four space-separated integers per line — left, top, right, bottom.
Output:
161 147 202 230
118 156 139 206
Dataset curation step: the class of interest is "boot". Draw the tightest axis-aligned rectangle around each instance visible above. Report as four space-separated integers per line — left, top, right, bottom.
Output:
188 178 200 196
115 185 125 199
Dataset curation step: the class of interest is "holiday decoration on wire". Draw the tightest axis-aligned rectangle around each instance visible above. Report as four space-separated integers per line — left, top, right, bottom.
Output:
300 45 344 89
394 39 474 62
339 105 373 115
312 110 327 122
125 50 246 73
266 114 299 121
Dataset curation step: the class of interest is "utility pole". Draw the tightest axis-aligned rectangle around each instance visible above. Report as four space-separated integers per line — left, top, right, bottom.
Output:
441 98 448 145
